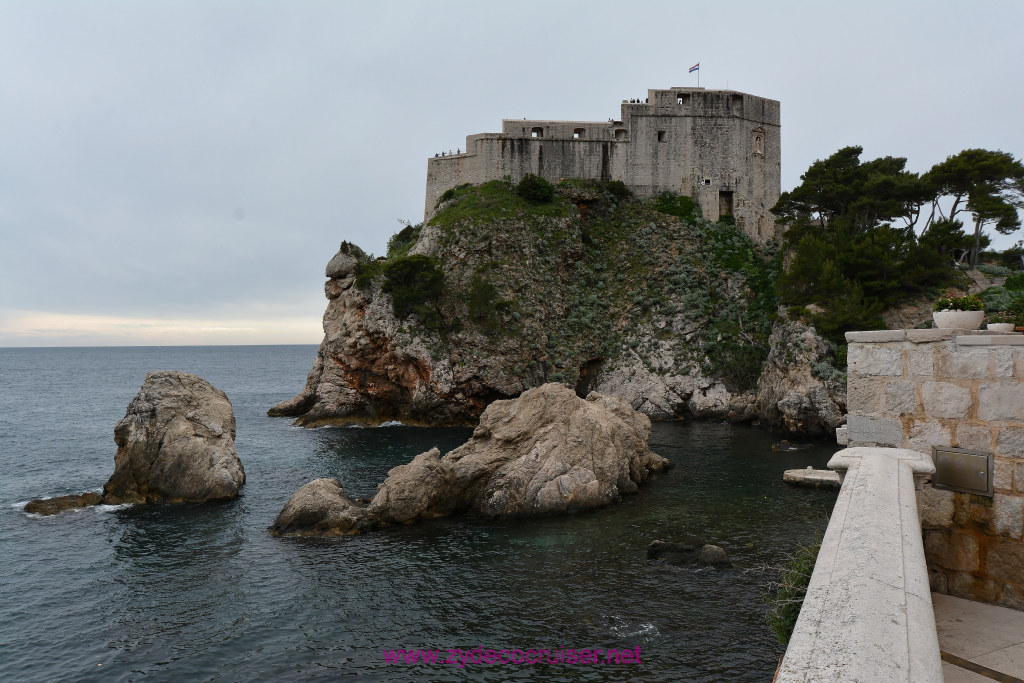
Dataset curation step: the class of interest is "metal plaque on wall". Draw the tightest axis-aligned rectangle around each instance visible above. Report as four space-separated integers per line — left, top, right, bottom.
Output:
931 446 993 497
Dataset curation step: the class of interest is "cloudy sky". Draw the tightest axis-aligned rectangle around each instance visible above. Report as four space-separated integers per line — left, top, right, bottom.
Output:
2 1 1022 346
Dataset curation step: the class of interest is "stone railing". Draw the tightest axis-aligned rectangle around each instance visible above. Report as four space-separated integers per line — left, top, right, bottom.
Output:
776 447 942 681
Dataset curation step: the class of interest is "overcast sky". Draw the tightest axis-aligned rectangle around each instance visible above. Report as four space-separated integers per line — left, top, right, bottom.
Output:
2 1 1022 346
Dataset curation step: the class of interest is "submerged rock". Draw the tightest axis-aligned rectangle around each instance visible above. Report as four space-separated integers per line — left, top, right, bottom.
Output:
647 540 732 568
772 440 812 452
271 383 669 537
24 492 102 516
102 371 245 504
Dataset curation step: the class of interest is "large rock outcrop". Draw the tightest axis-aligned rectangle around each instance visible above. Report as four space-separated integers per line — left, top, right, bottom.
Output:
270 383 669 536
754 322 846 436
25 371 246 515
102 371 245 504
269 182 808 429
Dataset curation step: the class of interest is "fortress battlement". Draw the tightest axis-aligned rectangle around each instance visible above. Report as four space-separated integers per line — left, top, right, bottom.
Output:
425 87 781 242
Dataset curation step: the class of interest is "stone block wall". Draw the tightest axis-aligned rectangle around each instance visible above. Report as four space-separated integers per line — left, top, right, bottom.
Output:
844 329 1024 610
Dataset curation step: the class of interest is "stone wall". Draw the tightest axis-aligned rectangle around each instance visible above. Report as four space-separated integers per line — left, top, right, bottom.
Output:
423 87 781 243
843 328 1024 610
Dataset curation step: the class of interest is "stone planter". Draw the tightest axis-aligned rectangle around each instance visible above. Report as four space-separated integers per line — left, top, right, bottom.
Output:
933 310 984 329
986 322 1016 333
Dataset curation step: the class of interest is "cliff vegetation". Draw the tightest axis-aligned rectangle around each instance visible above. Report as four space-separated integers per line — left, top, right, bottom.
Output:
270 176 846 434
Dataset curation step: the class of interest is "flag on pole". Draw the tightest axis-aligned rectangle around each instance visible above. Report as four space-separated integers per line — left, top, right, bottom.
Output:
689 63 699 73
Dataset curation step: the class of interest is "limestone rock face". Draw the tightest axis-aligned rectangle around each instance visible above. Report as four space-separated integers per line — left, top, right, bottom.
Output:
591 358 756 421
102 371 245 504
268 245 475 426
271 384 669 537
754 321 847 436
269 190 842 432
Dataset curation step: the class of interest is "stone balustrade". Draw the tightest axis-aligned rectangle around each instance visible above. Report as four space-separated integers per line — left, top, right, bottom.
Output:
779 328 1024 680
776 447 942 681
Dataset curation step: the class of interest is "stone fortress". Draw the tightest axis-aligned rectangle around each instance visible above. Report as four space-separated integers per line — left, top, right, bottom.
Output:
424 87 781 242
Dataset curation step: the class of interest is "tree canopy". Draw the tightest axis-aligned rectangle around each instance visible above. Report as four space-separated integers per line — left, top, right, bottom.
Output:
776 146 1024 256
921 149 1024 266
772 146 934 234
773 146 954 342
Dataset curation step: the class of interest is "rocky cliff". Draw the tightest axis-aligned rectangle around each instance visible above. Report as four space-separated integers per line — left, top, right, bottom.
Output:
270 179 845 434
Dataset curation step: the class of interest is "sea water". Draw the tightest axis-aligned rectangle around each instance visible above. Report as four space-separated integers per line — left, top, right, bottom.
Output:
0 346 837 682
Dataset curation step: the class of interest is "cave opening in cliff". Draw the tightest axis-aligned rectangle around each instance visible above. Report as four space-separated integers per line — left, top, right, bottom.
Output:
575 359 604 398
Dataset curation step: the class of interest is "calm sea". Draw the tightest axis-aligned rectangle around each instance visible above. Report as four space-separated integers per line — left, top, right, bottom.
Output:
0 346 837 682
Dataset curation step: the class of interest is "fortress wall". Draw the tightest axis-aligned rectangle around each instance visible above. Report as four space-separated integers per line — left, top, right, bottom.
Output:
424 153 487 216
426 137 630 215
424 88 782 242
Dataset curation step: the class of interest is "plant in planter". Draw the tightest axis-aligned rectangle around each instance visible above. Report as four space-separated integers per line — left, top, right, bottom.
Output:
932 293 985 329
986 310 1022 333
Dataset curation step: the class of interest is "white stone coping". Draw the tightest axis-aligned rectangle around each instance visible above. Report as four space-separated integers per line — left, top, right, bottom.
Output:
845 328 1023 345
776 447 942 682
956 334 1024 345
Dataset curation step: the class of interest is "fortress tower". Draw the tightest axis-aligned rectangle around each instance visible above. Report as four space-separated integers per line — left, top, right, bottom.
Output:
424 87 781 242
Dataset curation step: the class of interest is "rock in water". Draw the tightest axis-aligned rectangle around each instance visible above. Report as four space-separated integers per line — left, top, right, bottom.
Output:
369 448 458 523
437 385 669 517
24 492 102 516
647 540 732 568
270 478 379 536
271 383 669 536
102 371 245 504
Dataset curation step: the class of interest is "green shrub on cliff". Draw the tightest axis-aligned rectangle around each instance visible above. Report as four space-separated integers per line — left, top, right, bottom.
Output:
387 223 422 258
653 192 701 222
467 272 514 330
354 258 384 290
694 221 780 391
431 179 570 229
516 174 555 203
381 254 445 328
603 180 631 200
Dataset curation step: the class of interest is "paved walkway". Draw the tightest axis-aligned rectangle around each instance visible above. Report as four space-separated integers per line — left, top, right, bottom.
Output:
934 592 1024 682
